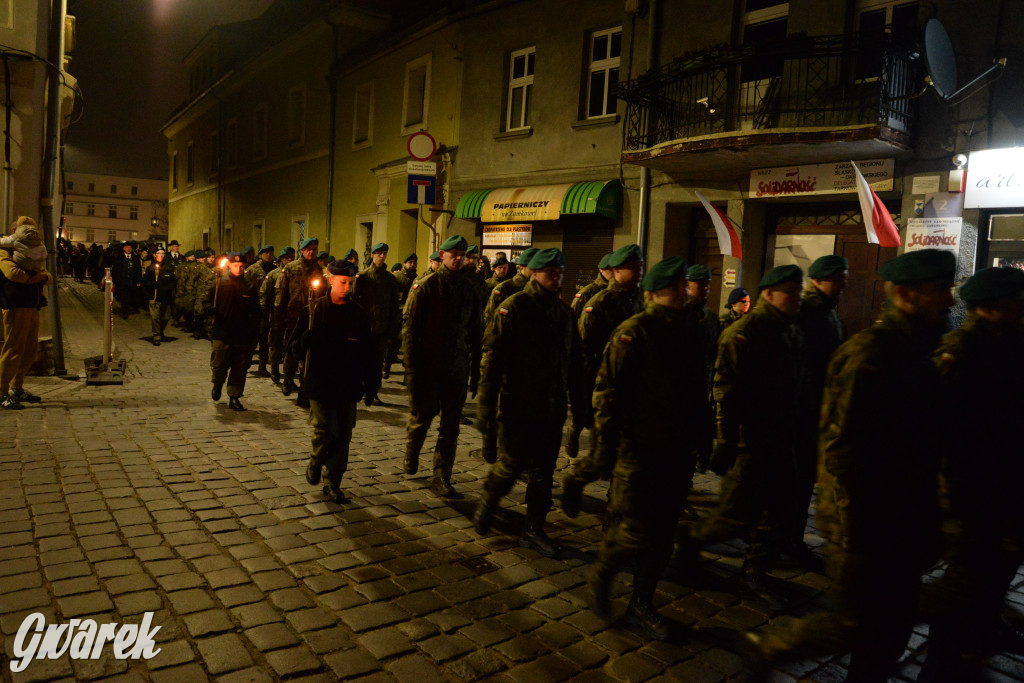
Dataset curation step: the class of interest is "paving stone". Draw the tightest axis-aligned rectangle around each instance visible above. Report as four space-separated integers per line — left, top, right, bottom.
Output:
303 626 355 655
216 584 264 607
506 653 580 682
324 648 381 678
114 590 164 615
245 622 301 651
417 633 475 663
385 654 449 683
215 667 277 683
459 619 517 647
167 588 217 614
51 575 101 597
264 645 323 677
231 601 284 628
147 639 196 669
58 591 115 617
560 640 610 670
269 587 315 611
184 609 237 637
338 603 408 632
358 627 415 659
197 633 254 675
150 662 210 683
446 650 509 681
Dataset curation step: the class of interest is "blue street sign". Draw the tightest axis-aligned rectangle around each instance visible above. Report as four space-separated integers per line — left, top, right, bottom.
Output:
407 175 436 205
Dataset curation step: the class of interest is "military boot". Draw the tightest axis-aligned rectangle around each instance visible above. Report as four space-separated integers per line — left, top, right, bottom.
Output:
585 562 615 620
403 450 419 475
430 474 462 499
256 364 270 378
473 496 498 536
519 509 560 558
624 577 672 641
270 364 280 384
561 473 584 518
565 424 581 459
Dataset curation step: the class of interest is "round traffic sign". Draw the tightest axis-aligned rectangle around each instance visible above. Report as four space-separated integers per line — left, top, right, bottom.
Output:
407 131 437 161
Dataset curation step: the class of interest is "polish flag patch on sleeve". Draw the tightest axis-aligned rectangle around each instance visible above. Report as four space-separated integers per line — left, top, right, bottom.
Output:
584 306 593 313
940 352 957 364
499 308 509 316
618 334 632 344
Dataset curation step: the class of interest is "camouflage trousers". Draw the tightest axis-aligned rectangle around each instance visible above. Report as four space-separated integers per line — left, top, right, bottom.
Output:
269 320 286 370
308 400 357 488
480 417 563 526
405 369 468 481
210 340 253 398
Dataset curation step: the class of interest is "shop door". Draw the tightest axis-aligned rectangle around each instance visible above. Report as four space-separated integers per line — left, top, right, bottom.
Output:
690 210 725 314
834 234 898 333
562 219 613 306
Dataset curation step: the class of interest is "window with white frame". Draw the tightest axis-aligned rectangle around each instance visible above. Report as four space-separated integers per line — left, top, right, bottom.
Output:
353 82 374 148
129 207 139 220
107 230 116 242
507 47 535 131
226 119 238 168
253 104 268 160
171 152 178 191
186 140 195 185
287 84 306 148
87 204 95 216
586 27 621 119
856 0 918 79
210 130 220 177
402 55 431 134
738 1 788 129
86 229 94 242
65 202 74 215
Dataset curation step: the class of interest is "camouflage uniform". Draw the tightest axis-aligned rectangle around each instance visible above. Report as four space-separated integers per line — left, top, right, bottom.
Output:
386 268 418 372
686 299 720 471
352 262 401 378
688 297 807 581
565 280 642 471
174 260 197 331
244 259 277 371
261 264 288 381
719 307 743 331
756 308 945 679
570 273 608 318
274 257 324 392
483 271 528 326
484 269 513 292
192 261 216 339
402 266 482 490
589 301 707 615
475 279 586 546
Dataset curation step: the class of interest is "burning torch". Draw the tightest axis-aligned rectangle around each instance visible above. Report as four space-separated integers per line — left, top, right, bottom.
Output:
213 257 229 307
303 278 320 383
153 263 160 302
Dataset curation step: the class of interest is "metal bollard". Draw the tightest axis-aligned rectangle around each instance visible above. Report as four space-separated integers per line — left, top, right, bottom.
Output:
102 268 113 364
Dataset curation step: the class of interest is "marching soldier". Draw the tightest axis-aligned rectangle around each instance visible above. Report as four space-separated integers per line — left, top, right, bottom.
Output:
241 245 256 267
464 245 490 309
684 265 807 603
562 243 644 476
402 235 482 498
473 248 586 557
484 255 513 291
244 245 276 376
343 248 359 267
570 253 612 318
741 249 955 681
192 250 217 340
385 253 418 377
720 287 751 331
293 259 380 504
262 247 295 383
352 242 400 390
275 237 324 405
483 248 537 326
684 264 719 475
415 251 441 285
174 250 197 331
583 257 706 639
317 251 330 271
142 248 174 345
206 252 260 411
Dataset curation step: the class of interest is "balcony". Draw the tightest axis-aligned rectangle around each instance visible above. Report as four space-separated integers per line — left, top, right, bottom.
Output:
617 33 918 179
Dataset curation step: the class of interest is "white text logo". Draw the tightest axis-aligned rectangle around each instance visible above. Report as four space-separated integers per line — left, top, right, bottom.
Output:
11 612 162 672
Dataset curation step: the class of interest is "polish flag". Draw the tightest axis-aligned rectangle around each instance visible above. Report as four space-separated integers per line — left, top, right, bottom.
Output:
695 191 742 259
851 161 901 248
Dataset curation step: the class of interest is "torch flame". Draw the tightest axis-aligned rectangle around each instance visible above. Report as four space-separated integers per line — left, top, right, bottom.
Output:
219 258 228 268
311 279 320 288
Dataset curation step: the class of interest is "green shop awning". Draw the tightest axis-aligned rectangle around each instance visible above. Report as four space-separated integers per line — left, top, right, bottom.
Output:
455 180 621 222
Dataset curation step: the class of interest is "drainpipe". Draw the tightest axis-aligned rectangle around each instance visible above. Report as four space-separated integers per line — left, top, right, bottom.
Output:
39 0 66 375
636 0 659 258
324 21 339 252
2 55 13 229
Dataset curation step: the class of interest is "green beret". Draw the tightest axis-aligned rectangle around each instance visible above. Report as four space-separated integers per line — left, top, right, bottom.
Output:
758 264 804 290
391 263 402 272
226 251 243 263
466 245 479 255
317 251 329 259
527 248 565 270
184 250 194 258
371 242 389 253
808 255 849 279
686 264 711 281
429 251 440 261
516 248 539 266
958 267 1024 305
439 234 468 251
283 246 296 254
205 249 216 257
607 244 643 268
642 256 689 292
492 256 509 267
259 245 274 254
299 237 319 250
242 245 255 255
277 248 292 259
597 253 613 270
343 248 358 260
404 253 418 262
879 249 956 284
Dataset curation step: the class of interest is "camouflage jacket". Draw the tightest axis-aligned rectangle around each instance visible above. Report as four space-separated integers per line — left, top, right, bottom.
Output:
244 259 276 297
396 269 417 307
713 297 807 451
816 308 944 563
593 302 708 504
402 265 482 378
719 307 743 331
570 274 608 318
260 266 285 316
465 268 491 311
173 261 196 304
484 272 528 325
274 258 324 333
934 313 1024 535
191 263 216 315
484 271 513 293
352 262 401 340
799 284 847 403
478 278 586 426
578 281 643 387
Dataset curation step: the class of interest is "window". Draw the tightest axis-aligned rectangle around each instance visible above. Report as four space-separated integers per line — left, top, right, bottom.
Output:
88 182 95 192
131 231 139 240
171 152 178 191
65 202 74 215
287 84 306 148
108 206 117 219
507 47 535 131
739 1 788 129
110 184 117 193
226 119 238 169
129 207 138 221
402 55 431 134
67 180 74 190
107 230 116 242
353 82 374 148
586 27 621 119
209 130 220 177
253 104 268 161
857 0 918 79
186 140 195 185
131 186 138 195
86 204 95 216
86 229 94 242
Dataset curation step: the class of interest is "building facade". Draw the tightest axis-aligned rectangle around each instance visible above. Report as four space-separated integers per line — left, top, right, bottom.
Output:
61 173 167 245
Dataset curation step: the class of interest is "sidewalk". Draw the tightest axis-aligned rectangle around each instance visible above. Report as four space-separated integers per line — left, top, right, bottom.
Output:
0 278 1021 682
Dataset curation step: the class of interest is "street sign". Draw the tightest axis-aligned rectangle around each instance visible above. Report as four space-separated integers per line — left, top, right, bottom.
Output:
408 175 436 205
407 131 437 161
407 160 436 176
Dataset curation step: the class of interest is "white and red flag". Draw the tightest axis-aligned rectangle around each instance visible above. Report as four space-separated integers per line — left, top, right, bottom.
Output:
851 160 902 248
695 191 742 259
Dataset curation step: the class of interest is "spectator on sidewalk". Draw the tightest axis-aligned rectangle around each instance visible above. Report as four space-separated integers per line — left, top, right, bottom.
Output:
0 218 50 409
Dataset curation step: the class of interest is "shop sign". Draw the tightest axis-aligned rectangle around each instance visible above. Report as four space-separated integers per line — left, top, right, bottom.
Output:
904 217 962 254
481 184 573 222
749 159 894 198
482 223 532 248
964 148 1024 208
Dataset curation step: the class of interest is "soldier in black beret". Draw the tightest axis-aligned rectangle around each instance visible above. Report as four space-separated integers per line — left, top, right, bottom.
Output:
207 252 261 411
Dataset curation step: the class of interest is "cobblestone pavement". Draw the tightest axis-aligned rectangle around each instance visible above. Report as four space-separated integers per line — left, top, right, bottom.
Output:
1 278 1022 683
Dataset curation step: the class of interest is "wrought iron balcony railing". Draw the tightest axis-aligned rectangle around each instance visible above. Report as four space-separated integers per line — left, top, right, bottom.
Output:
617 33 918 152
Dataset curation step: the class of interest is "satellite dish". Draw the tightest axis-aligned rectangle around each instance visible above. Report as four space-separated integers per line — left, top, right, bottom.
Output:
923 18 1005 102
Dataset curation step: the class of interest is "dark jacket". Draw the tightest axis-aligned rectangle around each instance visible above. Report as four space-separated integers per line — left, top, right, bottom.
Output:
0 253 50 309
402 265 482 379
142 261 175 303
352 262 401 340
292 296 379 403
206 273 260 345
110 251 142 291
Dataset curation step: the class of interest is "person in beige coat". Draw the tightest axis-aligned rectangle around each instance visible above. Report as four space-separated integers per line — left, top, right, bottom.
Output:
0 217 50 409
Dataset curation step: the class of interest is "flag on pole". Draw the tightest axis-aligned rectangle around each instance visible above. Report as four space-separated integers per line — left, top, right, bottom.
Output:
851 161 901 248
695 191 742 259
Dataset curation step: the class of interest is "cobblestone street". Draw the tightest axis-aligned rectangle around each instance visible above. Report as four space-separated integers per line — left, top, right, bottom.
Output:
1 278 1022 682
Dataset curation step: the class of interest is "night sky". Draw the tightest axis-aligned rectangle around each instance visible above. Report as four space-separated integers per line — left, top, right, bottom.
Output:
63 0 272 181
